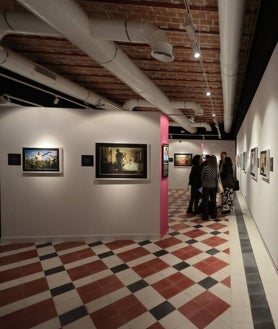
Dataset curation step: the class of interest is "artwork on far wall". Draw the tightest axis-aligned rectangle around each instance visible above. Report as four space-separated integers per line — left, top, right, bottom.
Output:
95 143 148 179
174 153 192 166
242 151 247 172
22 147 62 173
162 143 169 178
260 149 270 180
250 147 258 180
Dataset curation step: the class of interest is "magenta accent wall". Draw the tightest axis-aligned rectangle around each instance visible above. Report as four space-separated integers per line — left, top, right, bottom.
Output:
160 115 169 236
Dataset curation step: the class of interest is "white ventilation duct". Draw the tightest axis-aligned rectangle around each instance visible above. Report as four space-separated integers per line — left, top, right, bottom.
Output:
0 11 174 63
0 11 60 39
190 122 212 132
89 18 174 63
16 0 197 134
218 0 246 133
0 44 122 111
123 98 204 116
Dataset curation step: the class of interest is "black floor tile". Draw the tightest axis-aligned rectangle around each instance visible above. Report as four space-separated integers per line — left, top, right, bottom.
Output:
51 282 75 297
206 248 220 255
39 252 58 260
149 301 175 320
111 263 129 273
173 261 190 271
127 279 149 293
198 277 218 289
153 250 168 257
44 265 65 276
59 305 88 326
98 251 114 259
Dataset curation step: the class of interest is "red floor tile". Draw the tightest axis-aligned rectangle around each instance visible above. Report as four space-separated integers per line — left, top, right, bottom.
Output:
154 236 182 249
202 236 228 247
118 246 150 262
171 245 202 260
207 223 227 230
105 240 134 250
0 298 57 329
0 261 42 284
132 258 169 278
67 259 108 281
78 275 124 303
193 256 229 275
221 276 231 288
0 249 38 266
183 228 207 239
0 243 33 253
152 272 195 299
59 247 95 264
54 241 86 252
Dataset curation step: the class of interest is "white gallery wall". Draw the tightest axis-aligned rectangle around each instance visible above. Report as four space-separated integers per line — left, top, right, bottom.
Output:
236 44 278 268
0 108 162 241
168 139 235 189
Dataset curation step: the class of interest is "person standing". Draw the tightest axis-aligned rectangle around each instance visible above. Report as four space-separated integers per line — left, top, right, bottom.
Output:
220 156 235 214
201 155 218 220
187 154 202 214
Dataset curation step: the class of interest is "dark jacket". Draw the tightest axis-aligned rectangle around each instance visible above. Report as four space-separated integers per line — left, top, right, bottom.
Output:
189 164 202 188
221 163 235 188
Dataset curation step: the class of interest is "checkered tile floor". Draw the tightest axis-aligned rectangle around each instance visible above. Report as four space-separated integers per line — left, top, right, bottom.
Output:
0 189 231 329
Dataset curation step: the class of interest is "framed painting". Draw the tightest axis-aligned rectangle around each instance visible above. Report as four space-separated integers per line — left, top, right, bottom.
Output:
250 147 258 180
22 147 62 173
242 151 247 172
174 153 192 166
260 149 270 180
95 143 148 179
162 143 169 178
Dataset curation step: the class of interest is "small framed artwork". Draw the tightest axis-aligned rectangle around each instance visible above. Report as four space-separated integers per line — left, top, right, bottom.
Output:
242 151 247 172
81 155 94 167
174 153 192 166
8 153 21 166
95 143 148 179
162 143 169 178
22 147 62 173
250 147 258 180
260 149 270 180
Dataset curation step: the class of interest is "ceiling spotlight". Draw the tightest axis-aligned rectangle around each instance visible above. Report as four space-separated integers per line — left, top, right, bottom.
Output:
53 97 59 105
212 113 216 118
184 19 197 42
191 44 200 59
189 116 195 123
205 89 211 96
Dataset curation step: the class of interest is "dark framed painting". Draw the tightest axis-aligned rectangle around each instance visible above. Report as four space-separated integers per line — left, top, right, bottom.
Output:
260 149 270 180
95 143 148 179
22 147 61 173
8 153 21 166
162 143 169 178
174 153 192 167
250 147 258 180
81 155 94 167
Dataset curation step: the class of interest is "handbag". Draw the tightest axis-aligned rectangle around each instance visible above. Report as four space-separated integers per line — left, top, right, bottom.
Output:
217 177 224 194
234 179 240 191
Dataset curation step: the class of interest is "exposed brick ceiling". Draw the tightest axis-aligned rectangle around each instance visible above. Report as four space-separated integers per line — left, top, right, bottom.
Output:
0 0 262 139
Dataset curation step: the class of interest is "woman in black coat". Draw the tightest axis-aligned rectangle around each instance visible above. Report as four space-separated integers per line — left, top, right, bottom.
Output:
220 156 235 214
187 154 202 214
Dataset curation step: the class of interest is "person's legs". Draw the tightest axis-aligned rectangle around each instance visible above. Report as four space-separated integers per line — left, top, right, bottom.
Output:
222 188 230 213
210 188 217 218
202 187 209 220
187 186 195 213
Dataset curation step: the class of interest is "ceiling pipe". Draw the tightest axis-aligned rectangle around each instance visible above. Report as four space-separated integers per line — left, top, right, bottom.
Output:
89 18 174 63
218 0 246 133
16 0 197 134
123 98 204 116
0 44 122 111
0 11 174 63
0 11 60 40
190 122 212 132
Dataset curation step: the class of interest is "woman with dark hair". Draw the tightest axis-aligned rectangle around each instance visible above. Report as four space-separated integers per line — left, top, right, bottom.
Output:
201 155 218 220
220 156 235 214
187 154 202 214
